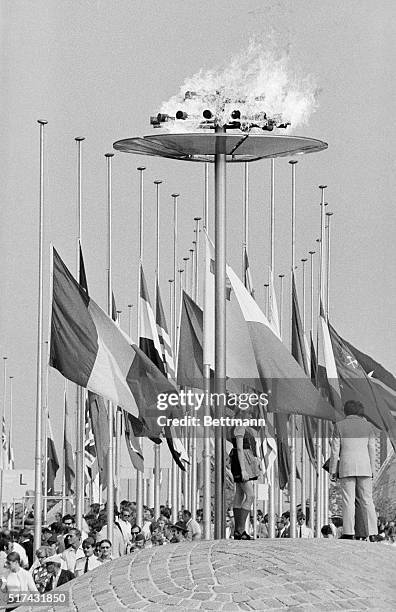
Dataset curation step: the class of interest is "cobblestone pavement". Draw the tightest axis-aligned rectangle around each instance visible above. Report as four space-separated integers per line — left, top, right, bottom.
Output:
18 540 395 612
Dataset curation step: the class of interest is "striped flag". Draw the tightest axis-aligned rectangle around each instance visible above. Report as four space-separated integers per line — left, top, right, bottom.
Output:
84 401 98 483
124 412 144 472
50 248 175 435
1 416 8 468
156 282 175 382
87 392 109 488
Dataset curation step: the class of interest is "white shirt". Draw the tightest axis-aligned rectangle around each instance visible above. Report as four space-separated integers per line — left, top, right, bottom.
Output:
297 523 313 538
2 568 38 593
11 543 29 569
74 555 102 577
186 518 202 541
61 546 85 572
115 519 132 545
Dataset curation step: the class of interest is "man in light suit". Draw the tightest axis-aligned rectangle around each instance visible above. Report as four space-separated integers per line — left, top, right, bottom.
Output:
329 400 377 539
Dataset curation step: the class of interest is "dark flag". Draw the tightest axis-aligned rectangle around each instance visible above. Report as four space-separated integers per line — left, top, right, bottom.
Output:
47 417 59 495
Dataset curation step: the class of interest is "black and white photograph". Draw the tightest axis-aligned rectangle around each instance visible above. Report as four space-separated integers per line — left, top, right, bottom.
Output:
0 1 395 610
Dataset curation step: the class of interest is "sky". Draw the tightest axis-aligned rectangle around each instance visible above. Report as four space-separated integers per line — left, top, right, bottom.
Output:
1 0 395 469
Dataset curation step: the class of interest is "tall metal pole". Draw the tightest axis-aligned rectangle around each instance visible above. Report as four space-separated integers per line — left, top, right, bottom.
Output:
190 218 201 519
214 126 226 539
136 167 146 528
289 160 297 538
278 274 285 517
308 250 316 532
242 162 249 277
171 194 179 356
0 357 8 528
268 157 276 538
8 376 14 468
301 258 308 514
315 185 327 537
194 217 201 304
43 341 50 524
115 310 122 510
202 163 211 540
183 257 190 292
34 119 47 551
153 179 163 520
325 212 334 321
263 283 269 318
105 153 115 540
75 136 85 531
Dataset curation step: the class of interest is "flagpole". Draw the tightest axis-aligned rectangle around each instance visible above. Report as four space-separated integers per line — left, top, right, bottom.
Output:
278 274 284 516
169 275 178 524
242 162 248 277
153 179 163 520
115 310 122 511
214 126 226 539
43 341 50 524
9 376 14 469
105 153 115 540
202 164 211 540
301 258 308 515
320 187 328 529
268 157 276 539
136 166 146 529
33 119 47 552
189 248 194 296
289 160 297 538
171 193 179 525
75 136 85 532
308 250 316 532
62 382 67 516
325 212 333 321
128 304 133 338
190 218 201 519
315 185 327 537
263 283 269 318
0 357 7 528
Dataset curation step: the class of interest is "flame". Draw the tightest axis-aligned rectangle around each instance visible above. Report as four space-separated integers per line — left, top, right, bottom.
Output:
159 39 319 132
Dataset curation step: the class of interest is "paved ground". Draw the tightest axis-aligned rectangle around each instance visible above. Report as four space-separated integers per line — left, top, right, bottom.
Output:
18 540 395 612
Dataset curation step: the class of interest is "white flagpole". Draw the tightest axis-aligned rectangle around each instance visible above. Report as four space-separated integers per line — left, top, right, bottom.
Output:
43 341 50 524
278 274 285 517
106 153 115 541
154 179 162 520
202 165 211 540
301 258 308 515
308 249 316 532
288 160 298 538
33 119 47 551
136 166 146 529
190 217 201 519
263 283 269 318
170 193 179 524
268 157 276 538
323 210 333 525
9 376 14 469
0 357 8 528
75 136 85 531
115 310 122 510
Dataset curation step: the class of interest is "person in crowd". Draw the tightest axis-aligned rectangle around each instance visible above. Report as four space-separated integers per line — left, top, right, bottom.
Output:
62 515 74 530
296 513 313 538
169 522 188 543
74 537 102 576
61 528 84 572
276 517 289 538
41 527 52 546
257 513 269 538
46 535 58 556
321 525 335 539
225 515 234 539
182 510 201 541
229 410 261 540
114 506 133 553
98 539 113 562
142 508 154 541
44 556 74 591
329 400 377 540
0 552 37 596
8 531 29 569
30 547 51 593
97 519 125 558
130 533 146 552
19 529 34 568
0 538 10 571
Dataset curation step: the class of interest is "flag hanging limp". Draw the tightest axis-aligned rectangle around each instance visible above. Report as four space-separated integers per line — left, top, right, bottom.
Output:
50 248 175 432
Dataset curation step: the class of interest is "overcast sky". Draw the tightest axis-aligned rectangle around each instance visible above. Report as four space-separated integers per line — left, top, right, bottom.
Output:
1 0 395 468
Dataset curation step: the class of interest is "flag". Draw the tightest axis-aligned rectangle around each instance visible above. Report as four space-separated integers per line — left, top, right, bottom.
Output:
275 413 291 490
47 417 59 495
291 274 317 467
79 241 88 294
317 305 343 412
156 281 175 382
329 323 396 450
84 401 98 483
87 392 109 488
50 248 175 435
63 390 75 495
124 412 144 472
340 335 396 395
177 291 204 389
140 266 165 374
7 429 14 469
268 268 281 339
244 249 255 298
224 253 340 421
1 416 8 468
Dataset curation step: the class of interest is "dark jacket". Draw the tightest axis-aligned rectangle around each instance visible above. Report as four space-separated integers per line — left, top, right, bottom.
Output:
44 569 75 591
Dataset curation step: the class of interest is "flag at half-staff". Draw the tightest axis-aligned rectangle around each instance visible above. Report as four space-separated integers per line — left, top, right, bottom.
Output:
86 392 109 489
156 281 175 383
50 248 176 436
63 390 75 495
140 264 188 469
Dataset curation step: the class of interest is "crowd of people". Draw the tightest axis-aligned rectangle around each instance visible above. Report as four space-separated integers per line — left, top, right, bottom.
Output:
0 498 395 602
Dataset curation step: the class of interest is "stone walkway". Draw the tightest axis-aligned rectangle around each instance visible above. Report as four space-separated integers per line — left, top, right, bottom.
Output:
18 540 396 611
